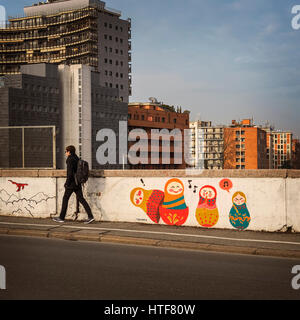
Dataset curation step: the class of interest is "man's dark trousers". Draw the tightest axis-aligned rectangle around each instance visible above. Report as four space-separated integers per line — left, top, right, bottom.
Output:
59 185 93 220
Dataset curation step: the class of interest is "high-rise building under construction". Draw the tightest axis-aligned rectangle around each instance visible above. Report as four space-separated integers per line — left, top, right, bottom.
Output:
0 0 131 169
0 0 132 102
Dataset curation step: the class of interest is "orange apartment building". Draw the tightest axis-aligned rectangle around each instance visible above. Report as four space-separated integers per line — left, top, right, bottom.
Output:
224 119 268 169
266 131 293 169
128 101 190 169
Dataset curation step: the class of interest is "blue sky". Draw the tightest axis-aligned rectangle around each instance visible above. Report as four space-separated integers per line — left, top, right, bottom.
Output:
1 0 300 138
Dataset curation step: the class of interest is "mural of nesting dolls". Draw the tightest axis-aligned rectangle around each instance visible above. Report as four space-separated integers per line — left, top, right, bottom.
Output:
229 191 251 230
130 188 164 224
159 178 189 226
195 185 219 228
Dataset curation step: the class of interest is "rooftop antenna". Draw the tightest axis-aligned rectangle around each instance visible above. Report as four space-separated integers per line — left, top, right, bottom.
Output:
149 97 158 104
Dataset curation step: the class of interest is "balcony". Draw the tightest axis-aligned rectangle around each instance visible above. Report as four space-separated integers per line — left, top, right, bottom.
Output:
0 23 96 41
3 8 98 31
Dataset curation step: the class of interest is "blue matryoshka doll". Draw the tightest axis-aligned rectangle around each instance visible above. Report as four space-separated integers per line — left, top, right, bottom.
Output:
229 191 251 231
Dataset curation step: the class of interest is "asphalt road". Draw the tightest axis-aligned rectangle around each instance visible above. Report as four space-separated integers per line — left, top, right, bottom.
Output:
0 235 299 300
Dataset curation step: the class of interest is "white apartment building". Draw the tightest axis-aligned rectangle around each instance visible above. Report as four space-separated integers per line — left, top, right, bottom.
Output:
189 121 224 170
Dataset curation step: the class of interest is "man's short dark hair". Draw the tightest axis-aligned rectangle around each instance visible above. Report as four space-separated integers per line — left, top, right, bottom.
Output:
66 145 76 155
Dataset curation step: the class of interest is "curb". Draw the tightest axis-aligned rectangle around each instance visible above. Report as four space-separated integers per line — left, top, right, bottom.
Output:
1 227 300 259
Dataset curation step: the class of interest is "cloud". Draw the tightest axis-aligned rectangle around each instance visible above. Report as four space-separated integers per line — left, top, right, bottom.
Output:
262 23 278 35
234 56 255 64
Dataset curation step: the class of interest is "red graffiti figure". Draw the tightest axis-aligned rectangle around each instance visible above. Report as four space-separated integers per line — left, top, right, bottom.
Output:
8 180 28 192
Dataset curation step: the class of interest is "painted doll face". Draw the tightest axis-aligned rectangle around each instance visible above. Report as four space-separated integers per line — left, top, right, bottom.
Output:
133 189 144 206
200 186 216 199
233 194 246 206
166 181 184 195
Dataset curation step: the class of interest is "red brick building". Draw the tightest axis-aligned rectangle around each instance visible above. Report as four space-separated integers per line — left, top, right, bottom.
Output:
128 101 190 169
224 119 268 169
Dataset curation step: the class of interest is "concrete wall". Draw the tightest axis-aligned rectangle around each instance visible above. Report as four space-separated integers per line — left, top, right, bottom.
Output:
0 170 299 233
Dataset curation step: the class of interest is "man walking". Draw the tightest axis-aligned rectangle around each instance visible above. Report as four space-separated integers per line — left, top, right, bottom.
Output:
53 145 94 224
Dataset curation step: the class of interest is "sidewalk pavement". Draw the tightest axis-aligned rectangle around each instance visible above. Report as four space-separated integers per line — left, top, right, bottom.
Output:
0 216 300 259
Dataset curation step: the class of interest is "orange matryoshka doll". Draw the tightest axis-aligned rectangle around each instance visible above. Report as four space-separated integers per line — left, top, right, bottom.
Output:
195 185 219 228
130 187 164 224
159 178 189 226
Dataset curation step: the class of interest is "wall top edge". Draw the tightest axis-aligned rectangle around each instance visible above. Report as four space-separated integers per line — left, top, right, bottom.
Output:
0 169 299 178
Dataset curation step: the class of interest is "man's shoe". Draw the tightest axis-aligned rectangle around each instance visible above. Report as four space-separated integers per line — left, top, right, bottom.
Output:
84 218 95 225
52 217 65 223
73 212 79 221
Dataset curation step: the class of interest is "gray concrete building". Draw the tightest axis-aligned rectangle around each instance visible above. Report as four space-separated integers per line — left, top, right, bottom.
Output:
0 64 61 168
0 63 128 169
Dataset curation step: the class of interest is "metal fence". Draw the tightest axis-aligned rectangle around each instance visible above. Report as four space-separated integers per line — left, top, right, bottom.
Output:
0 126 56 169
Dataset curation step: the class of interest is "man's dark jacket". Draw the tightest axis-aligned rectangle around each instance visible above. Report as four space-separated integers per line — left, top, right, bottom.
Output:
65 153 79 190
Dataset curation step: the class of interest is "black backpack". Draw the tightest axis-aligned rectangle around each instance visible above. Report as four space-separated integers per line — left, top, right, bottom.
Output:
75 159 89 185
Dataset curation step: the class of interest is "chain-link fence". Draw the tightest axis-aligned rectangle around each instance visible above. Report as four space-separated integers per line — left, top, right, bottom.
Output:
0 126 56 169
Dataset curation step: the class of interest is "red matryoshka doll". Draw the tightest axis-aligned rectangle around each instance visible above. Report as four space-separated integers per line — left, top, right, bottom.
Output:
195 185 219 228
